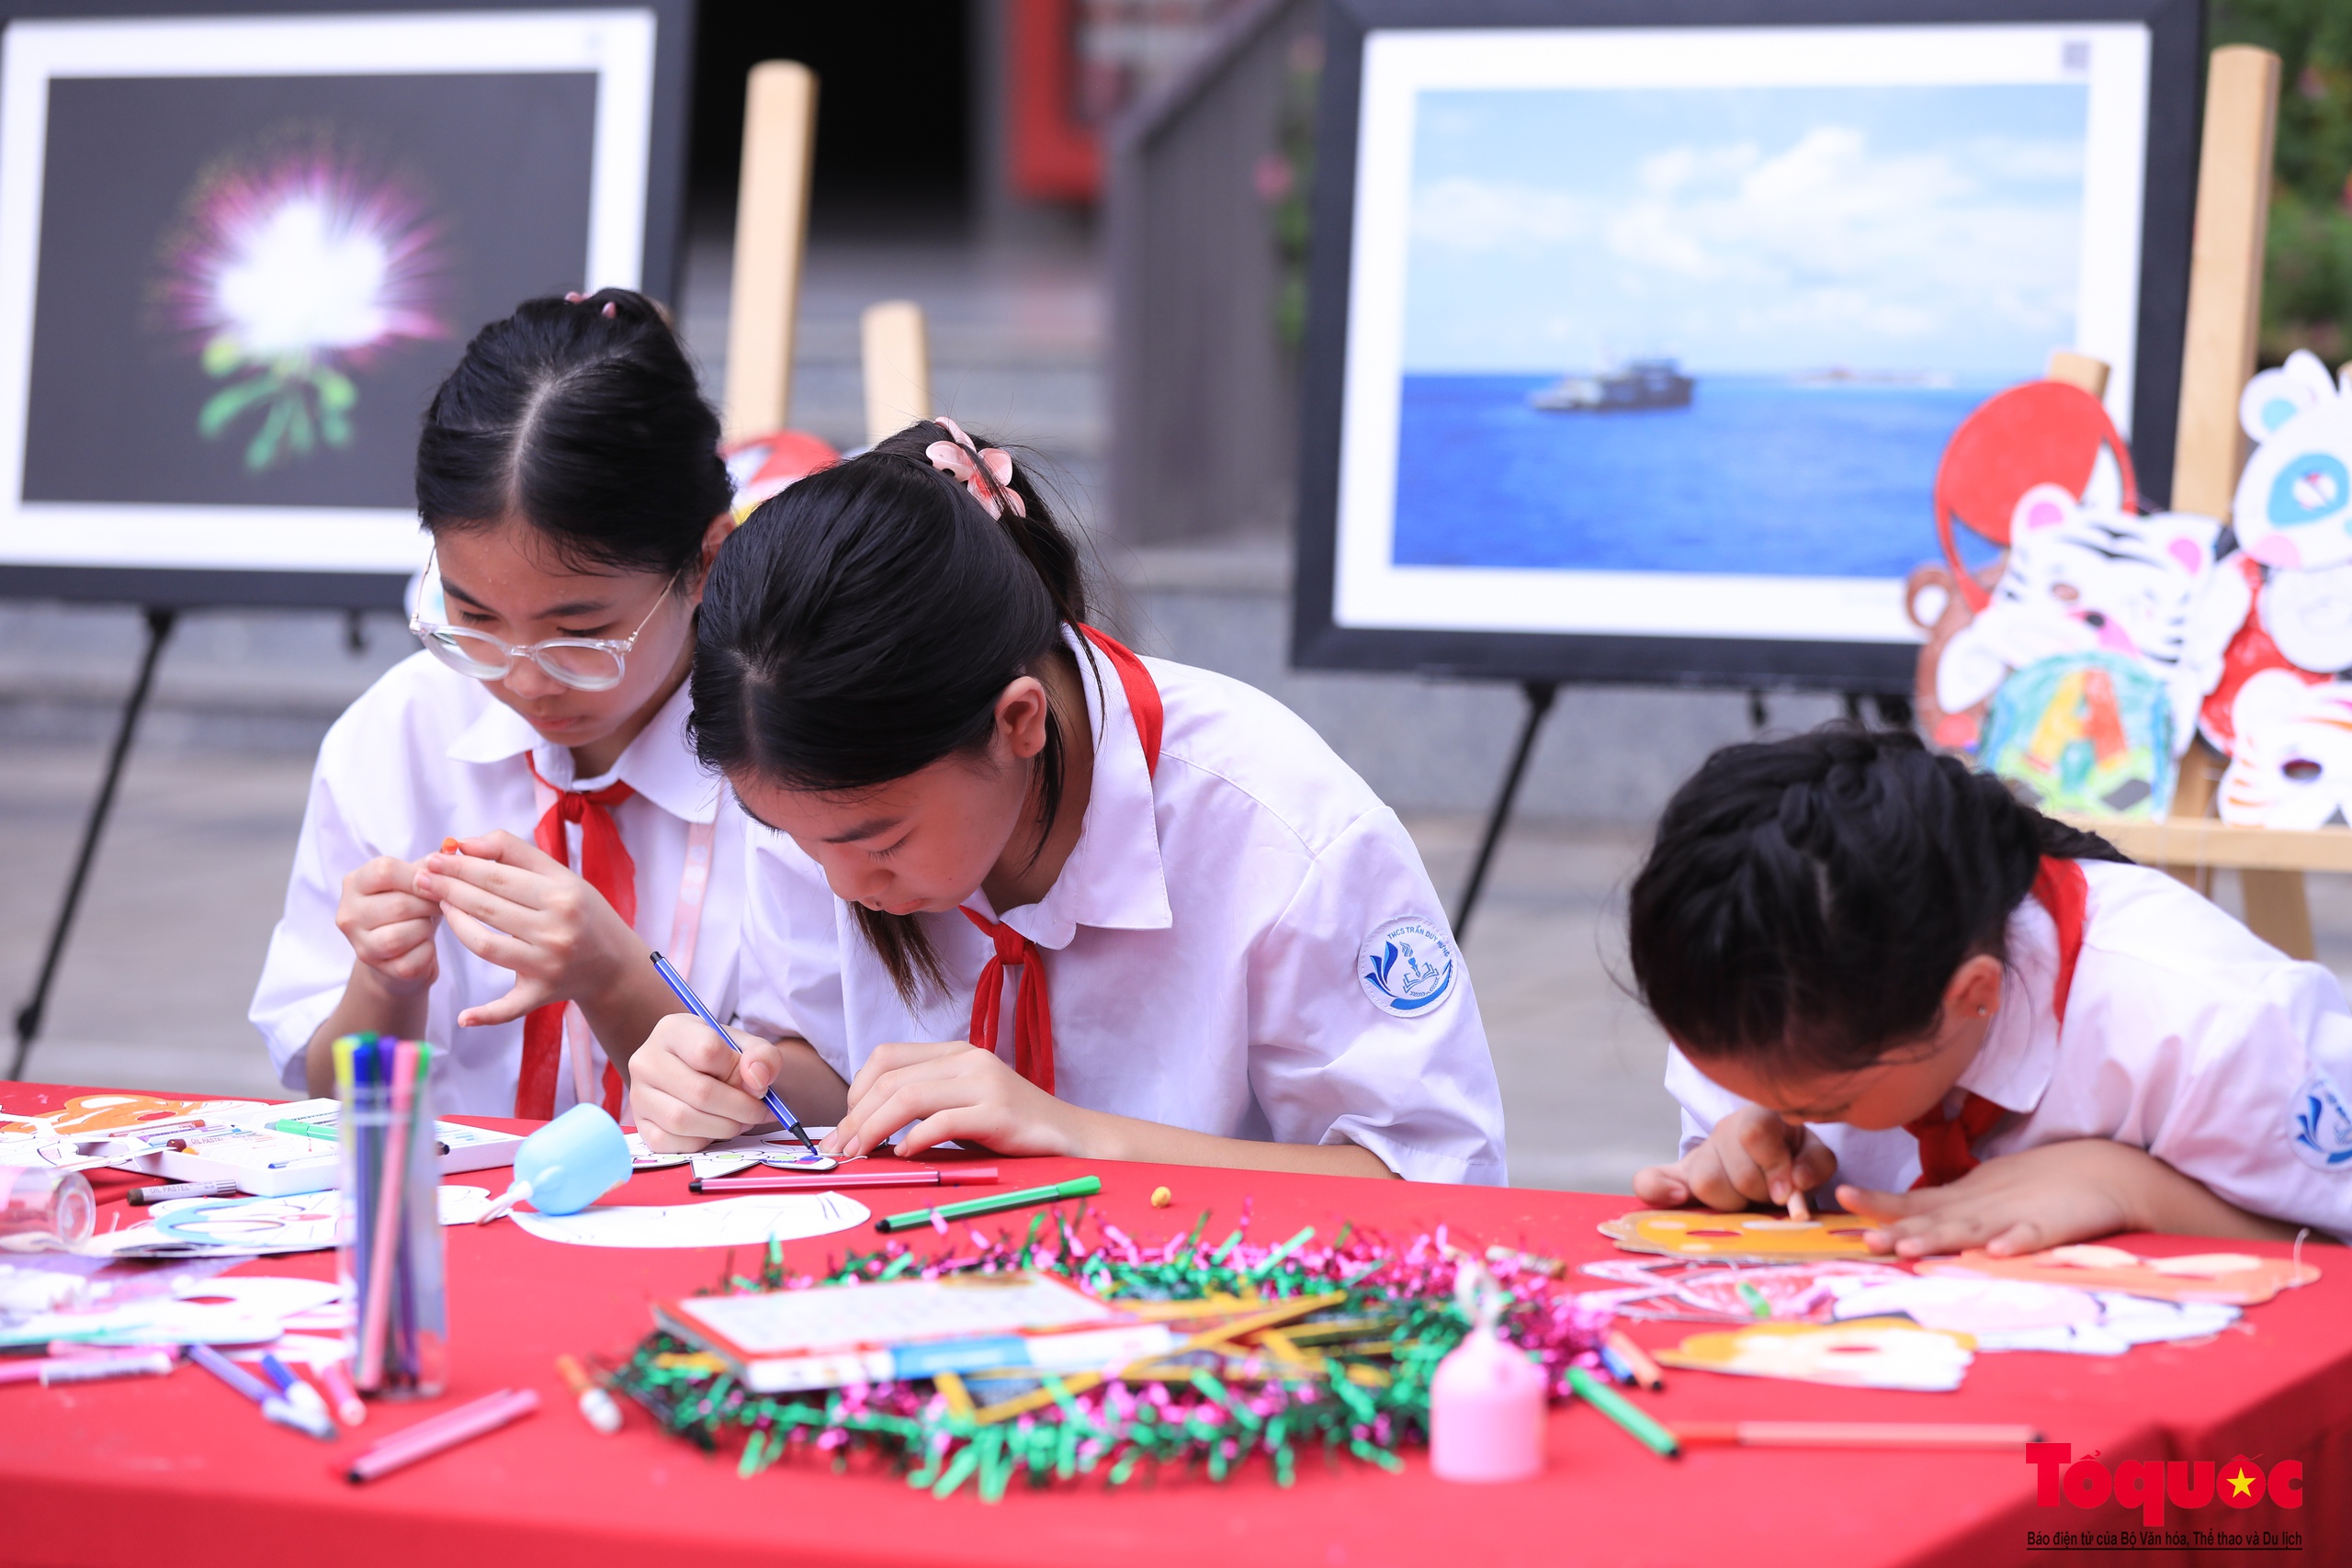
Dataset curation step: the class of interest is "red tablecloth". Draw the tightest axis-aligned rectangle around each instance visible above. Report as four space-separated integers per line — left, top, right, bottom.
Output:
1 1080 2345 1568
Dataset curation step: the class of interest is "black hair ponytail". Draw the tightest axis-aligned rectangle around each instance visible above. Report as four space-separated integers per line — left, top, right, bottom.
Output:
1625 725 2129 1077
690 421 1088 1000
415 287 729 578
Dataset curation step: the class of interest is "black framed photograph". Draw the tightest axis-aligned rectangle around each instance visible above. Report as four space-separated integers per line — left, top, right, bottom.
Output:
1293 0 2202 690
0 4 688 609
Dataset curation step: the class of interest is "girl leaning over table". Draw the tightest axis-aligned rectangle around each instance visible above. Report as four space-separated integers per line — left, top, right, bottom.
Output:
627 421 1508 1181
249 289 746 1119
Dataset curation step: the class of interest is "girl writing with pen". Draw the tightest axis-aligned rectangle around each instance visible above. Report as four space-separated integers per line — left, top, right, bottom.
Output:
628 423 1508 1180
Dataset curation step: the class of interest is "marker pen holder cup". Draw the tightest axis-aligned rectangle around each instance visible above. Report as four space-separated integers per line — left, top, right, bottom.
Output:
0 1167 96 1251
336 1034 448 1400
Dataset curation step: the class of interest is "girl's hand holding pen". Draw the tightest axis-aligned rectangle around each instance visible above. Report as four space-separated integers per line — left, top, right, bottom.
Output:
630 1011 840 1152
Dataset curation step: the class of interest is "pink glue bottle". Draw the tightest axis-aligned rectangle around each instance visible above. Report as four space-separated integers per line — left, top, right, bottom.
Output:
1429 1260 1546 1483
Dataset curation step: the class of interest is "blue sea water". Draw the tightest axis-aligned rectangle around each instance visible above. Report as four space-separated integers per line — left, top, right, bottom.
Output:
1391 373 2002 579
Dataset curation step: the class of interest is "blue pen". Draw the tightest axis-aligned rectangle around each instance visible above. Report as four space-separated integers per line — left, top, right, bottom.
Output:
650 950 820 1156
188 1343 334 1440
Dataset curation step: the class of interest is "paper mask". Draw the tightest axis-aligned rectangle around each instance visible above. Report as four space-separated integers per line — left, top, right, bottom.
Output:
2218 668 2352 828
1916 1246 2318 1304
1653 1318 1973 1392
1822 1274 2240 1356
1600 1210 1877 1262
1938 485 2220 728
1977 650 2176 816
2234 350 2352 571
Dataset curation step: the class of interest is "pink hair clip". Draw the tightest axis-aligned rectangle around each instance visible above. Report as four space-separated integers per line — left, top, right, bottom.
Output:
926 417 1026 520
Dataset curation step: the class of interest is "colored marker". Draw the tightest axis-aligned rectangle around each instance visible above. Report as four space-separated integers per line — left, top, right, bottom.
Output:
1595 1340 1637 1386
259 1353 337 1436
129 1179 239 1206
650 951 820 1156
1736 1281 1772 1318
187 1343 334 1440
318 1358 367 1426
345 1388 539 1483
557 1354 622 1435
1566 1364 1679 1459
270 1118 338 1143
874 1174 1102 1235
1604 1330 1665 1392
1671 1421 2041 1451
691 1166 1001 1194
0 1348 176 1386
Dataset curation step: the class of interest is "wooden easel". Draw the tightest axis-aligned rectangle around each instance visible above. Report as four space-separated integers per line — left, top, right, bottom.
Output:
719 60 937 451
2054 46 2332 958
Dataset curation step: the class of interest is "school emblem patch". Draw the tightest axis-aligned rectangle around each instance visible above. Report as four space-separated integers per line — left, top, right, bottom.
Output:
2290 1068 2352 1171
1357 918 1459 1019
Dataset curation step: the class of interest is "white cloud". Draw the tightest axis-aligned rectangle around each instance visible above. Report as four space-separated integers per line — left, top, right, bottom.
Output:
1410 176 1591 249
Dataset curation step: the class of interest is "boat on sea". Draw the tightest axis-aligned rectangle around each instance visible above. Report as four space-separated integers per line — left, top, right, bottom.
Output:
1529 358 1695 412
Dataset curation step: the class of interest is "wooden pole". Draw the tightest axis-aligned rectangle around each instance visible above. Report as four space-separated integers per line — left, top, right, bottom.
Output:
2172 46 2279 520
2043 349 2109 400
860 300 933 447
723 62 819 443
2165 46 2305 953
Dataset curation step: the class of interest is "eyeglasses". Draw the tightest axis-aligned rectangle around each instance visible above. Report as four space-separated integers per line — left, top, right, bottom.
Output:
409 552 675 693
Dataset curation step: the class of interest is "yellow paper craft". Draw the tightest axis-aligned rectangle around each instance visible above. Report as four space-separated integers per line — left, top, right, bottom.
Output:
1600 1209 1877 1261
1653 1318 1974 1392
46 1093 216 1136
1917 1247 2318 1304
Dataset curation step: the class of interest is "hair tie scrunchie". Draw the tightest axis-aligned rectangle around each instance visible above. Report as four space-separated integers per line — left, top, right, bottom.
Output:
926 416 1026 520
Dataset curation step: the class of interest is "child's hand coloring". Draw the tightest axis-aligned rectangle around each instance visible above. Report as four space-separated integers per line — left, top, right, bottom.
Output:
1838 1138 2148 1258
1633 1105 1837 1212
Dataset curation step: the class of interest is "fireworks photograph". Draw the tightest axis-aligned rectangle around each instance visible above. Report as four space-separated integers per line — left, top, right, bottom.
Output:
17 71 594 511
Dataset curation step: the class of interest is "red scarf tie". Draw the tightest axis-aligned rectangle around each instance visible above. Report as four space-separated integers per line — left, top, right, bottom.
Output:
514 760 638 1120
1905 856 2087 1188
959 626 1161 1097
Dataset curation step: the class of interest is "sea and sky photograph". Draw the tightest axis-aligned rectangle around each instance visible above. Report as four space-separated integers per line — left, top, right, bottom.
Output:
1392 82 2092 580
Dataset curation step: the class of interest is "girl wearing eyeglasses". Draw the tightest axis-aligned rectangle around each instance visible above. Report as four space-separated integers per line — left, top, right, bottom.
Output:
250 288 753 1117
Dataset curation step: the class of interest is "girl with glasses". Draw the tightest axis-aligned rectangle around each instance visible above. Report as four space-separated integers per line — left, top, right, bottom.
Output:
250 288 752 1118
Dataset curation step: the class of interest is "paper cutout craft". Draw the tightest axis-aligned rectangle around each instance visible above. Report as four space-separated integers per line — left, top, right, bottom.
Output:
1575 1257 1909 1323
1600 1210 1877 1262
45 1093 223 1136
1938 485 2222 749
2217 669 2352 827
1820 1274 2242 1356
510 1191 869 1248
2234 349 2352 572
1653 1317 1974 1392
1916 1246 2318 1304
1 1272 344 1348
86 1186 492 1258
1977 650 2176 817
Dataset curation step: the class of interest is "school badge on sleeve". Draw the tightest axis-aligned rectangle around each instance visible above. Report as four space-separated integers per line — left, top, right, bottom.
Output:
2290 1069 2352 1171
1356 918 1459 1019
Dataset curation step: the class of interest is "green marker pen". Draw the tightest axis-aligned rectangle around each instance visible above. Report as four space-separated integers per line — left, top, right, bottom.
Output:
874 1175 1102 1234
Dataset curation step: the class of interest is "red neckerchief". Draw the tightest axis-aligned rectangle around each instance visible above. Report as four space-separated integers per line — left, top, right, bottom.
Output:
1905 856 2086 1189
959 626 1161 1097
514 759 636 1119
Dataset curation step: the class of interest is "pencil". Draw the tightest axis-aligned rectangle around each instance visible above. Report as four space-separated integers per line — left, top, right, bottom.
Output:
1566 1363 1679 1459
690 1166 1001 1193
650 951 820 1156
874 1175 1102 1234
1604 1329 1665 1391
1671 1421 2041 1451
345 1388 539 1483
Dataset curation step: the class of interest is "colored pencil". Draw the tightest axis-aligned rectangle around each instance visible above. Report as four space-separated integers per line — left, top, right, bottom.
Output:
1670 1421 2041 1451
1566 1363 1679 1459
650 951 820 1156
356 1040 419 1388
187 1343 333 1440
1604 1330 1665 1392
690 1166 1001 1194
345 1388 540 1483
129 1179 239 1206
874 1175 1102 1234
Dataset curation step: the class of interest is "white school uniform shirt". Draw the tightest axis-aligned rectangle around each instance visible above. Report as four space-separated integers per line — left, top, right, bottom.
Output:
250 651 748 1117
1665 859 2352 1236
734 633 1509 1185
